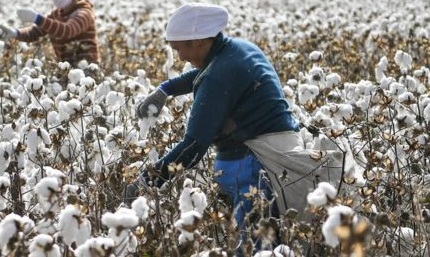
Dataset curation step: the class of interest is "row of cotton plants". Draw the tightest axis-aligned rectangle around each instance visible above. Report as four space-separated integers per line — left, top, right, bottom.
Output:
0 45 428 256
0 0 429 256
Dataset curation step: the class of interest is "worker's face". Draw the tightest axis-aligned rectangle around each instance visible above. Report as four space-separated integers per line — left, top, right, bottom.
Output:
168 40 206 68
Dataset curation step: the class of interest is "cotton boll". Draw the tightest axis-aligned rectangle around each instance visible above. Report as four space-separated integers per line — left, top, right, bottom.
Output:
175 210 202 234
326 73 341 88
75 218 92 246
24 58 43 69
131 196 150 221
274 244 295 256
77 60 89 70
67 82 79 94
399 75 417 92
58 205 80 245
379 77 396 90
34 177 60 198
307 187 328 207
29 234 61 257
68 69 86 84
26 128 40 153
80 76 95 87
282 52 298 62
102 208 139 228
307 67 326 87
0 213 24 254
58 61 71 70
138 117 157 139
74 237 115 257
375 56 388 82
389 82 406 96
394 50 412 71
298 83 319 105
106 91 125 113
309 50 323 62
322 205 356 248
307 182 337 207
26 77 44 92
178 230 195 244
179 179 208 215
283 85 296 105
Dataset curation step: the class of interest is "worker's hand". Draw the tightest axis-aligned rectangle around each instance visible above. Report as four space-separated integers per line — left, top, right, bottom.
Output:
17 8 39 23
135 88 168 118
0 24 18 39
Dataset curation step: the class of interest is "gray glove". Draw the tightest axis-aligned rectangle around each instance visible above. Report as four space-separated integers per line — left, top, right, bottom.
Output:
0 24 18 39
17 8 39 23
136 89 167 118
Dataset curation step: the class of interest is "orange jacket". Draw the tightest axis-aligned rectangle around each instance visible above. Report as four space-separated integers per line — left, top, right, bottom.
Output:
17 0 99 66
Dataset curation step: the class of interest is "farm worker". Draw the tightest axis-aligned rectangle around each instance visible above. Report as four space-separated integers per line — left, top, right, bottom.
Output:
129 1 342 237
0 0 99 66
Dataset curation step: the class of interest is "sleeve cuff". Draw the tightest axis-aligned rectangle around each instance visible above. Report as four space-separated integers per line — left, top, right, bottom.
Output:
158 80 171 96
34 14 43 25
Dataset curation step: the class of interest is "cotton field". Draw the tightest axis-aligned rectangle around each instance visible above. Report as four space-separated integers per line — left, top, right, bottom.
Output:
0 0 429 256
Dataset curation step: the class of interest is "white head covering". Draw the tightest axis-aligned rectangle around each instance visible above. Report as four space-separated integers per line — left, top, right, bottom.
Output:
165 3 229 41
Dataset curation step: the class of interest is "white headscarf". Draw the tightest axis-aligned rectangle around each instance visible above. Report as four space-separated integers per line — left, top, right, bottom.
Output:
53 0 72 9
165 3 229 41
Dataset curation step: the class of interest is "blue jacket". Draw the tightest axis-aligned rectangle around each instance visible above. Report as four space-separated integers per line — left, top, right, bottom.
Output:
155 33 299 177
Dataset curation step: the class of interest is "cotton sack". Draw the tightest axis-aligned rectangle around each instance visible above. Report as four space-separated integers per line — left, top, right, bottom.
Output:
165 2 228 41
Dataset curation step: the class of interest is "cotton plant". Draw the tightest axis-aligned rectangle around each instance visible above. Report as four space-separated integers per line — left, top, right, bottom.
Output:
74 237 115 257
56 204 92 247
178 178 208 215
101 208 139 256
131 196 150 221
297 83 320 106
375 56 389 82
17 76 45 107
0 213 36 255
308 50 324 64
394 50 412 74
174 210 202 244
105 91 126 115
34 176 61 215
19 124 52 164
174 178 208 244
321 205 358 248
28 234 61 257
104 126 136 161
57 98 84 122
137 113 164 139
391 226 418 257
67 68 86 85
86 139 111 175
78 76 96 105
307 66 327 89
307 182 338 208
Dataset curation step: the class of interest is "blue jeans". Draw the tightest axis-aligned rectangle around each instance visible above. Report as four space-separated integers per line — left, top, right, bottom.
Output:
214 154 271 227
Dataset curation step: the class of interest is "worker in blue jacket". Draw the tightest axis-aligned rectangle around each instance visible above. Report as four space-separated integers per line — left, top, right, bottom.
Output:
129 2 299 232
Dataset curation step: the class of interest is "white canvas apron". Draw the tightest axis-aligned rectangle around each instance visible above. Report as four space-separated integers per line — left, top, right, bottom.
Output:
245 131 344 218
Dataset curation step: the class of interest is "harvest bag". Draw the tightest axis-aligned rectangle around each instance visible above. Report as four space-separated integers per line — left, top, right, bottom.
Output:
245 131 344 216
